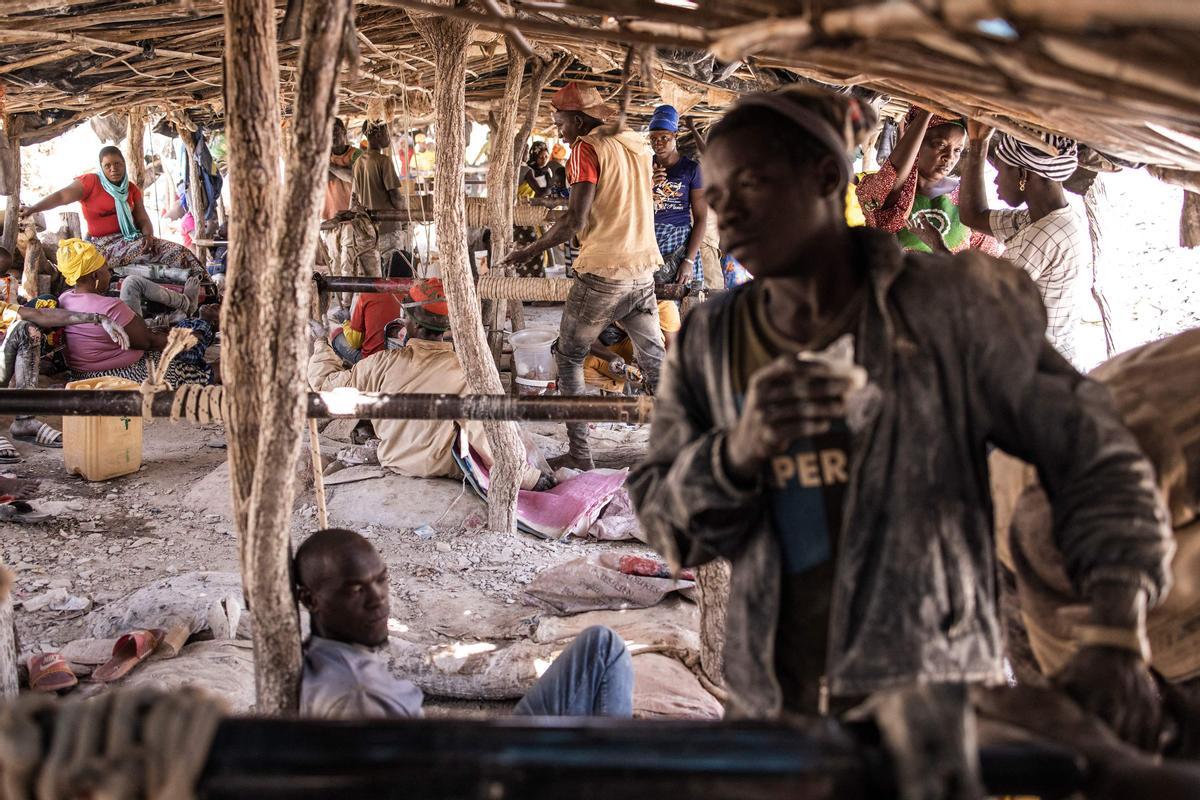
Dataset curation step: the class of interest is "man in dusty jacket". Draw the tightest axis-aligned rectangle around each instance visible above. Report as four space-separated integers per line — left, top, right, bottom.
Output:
628 87 1173 750
503 83 665 470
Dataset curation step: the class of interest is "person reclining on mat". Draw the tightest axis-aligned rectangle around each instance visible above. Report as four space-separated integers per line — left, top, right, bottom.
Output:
297 528 634 719
307 278 550 489
54 239 216 387
0 246 131 462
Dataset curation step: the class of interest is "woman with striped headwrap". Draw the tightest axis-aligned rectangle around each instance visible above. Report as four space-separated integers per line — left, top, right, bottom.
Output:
856 108 1000 256
959 122 1088 365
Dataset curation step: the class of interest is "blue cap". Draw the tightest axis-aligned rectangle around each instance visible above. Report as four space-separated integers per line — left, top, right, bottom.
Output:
649 105 679 133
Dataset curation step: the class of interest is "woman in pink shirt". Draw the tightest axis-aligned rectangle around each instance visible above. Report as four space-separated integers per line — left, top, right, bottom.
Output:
55 239 214 386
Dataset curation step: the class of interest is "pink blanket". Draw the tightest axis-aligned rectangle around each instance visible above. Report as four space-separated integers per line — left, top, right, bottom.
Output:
466 450 628 539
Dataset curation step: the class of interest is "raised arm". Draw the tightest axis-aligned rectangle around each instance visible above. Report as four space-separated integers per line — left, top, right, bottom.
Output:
20 180 85 219
958 121 995 234
500 182 595 266
881 110 931 204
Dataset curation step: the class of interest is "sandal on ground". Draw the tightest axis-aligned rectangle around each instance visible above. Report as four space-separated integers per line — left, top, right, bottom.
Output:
28 653 78 692
11 422 62 449
0 499 51 524
0 437 19 464
92 629 165 682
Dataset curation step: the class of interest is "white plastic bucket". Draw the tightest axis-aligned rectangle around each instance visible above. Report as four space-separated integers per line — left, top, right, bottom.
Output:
510 328 558 396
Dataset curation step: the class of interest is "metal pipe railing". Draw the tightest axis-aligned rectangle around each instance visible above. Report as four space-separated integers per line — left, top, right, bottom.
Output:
196 717 1085 799
0 390 653 423
312 272 695 302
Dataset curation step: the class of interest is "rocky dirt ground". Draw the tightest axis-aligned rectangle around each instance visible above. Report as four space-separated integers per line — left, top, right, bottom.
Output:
0 392 672 715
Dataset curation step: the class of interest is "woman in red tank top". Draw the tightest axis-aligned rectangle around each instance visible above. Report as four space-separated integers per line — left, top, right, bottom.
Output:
21 146 204 275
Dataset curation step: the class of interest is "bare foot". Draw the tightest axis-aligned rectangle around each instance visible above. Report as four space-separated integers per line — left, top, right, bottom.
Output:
0 477 38 499
547 452 595 472
183 276 202 316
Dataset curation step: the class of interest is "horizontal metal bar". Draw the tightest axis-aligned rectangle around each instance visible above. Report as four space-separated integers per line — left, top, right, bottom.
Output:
197 717 1085 799
0 390 653 423
312 272 694 302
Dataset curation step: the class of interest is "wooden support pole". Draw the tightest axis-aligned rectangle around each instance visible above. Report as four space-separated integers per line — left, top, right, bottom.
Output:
0 566 16 698
127 107 147 189
224 0 353 714
411 4 526 535
1 118 21 259
513 53 570 171
1182 191 1200 248
176 123 209 242
486 47 528 367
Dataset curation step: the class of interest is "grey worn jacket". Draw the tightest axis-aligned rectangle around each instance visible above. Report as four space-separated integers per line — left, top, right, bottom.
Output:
628 228 1172 719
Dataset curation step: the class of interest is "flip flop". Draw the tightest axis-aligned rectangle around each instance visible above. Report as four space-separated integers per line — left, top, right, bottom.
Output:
0 499 50 525
12 422 62 449
28 653 78 693
92 628 165 682
0 436 20 464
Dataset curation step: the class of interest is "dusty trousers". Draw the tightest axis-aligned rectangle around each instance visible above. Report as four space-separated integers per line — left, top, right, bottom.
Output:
556 272 664 462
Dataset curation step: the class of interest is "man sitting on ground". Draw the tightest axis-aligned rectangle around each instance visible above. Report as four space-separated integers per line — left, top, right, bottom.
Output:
0 245 131 461
324 260 405 367
297 528 634 719
308 278 546 488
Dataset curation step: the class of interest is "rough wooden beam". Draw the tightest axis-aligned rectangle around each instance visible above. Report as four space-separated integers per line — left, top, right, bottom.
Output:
0 566 16 698
127 107 147 191
0 29 222 64
485 47 528 363
367 0 709 48
224 0 351 715
0 118 21 258
478 0 538 61
411 6 526 535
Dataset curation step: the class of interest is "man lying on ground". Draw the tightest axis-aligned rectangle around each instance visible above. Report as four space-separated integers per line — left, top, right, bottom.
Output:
296 528 633 719
54 239 216 386
629 87 1172 750
308 278 547 489
0 246 131 462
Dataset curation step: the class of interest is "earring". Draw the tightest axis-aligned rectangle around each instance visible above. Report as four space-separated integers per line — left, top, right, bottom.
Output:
1018 173 1027 192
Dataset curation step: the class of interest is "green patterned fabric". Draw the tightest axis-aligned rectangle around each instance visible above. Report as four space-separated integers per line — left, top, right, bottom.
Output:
897 192 969 253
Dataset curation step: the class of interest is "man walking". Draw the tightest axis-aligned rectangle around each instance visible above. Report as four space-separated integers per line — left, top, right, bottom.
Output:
503 83 665 469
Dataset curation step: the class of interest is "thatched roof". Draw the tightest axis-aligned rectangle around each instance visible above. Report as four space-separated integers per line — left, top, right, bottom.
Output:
2 0 1199 171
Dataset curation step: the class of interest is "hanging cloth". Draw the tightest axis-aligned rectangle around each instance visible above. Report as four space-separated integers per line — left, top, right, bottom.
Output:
98 171 141 242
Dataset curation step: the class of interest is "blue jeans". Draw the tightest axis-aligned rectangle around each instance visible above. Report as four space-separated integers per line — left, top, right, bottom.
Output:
330 331 362 367
513 626 633 717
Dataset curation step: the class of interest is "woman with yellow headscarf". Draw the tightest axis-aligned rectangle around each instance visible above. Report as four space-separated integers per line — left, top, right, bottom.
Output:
54 239 216 387
0 245 132 462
